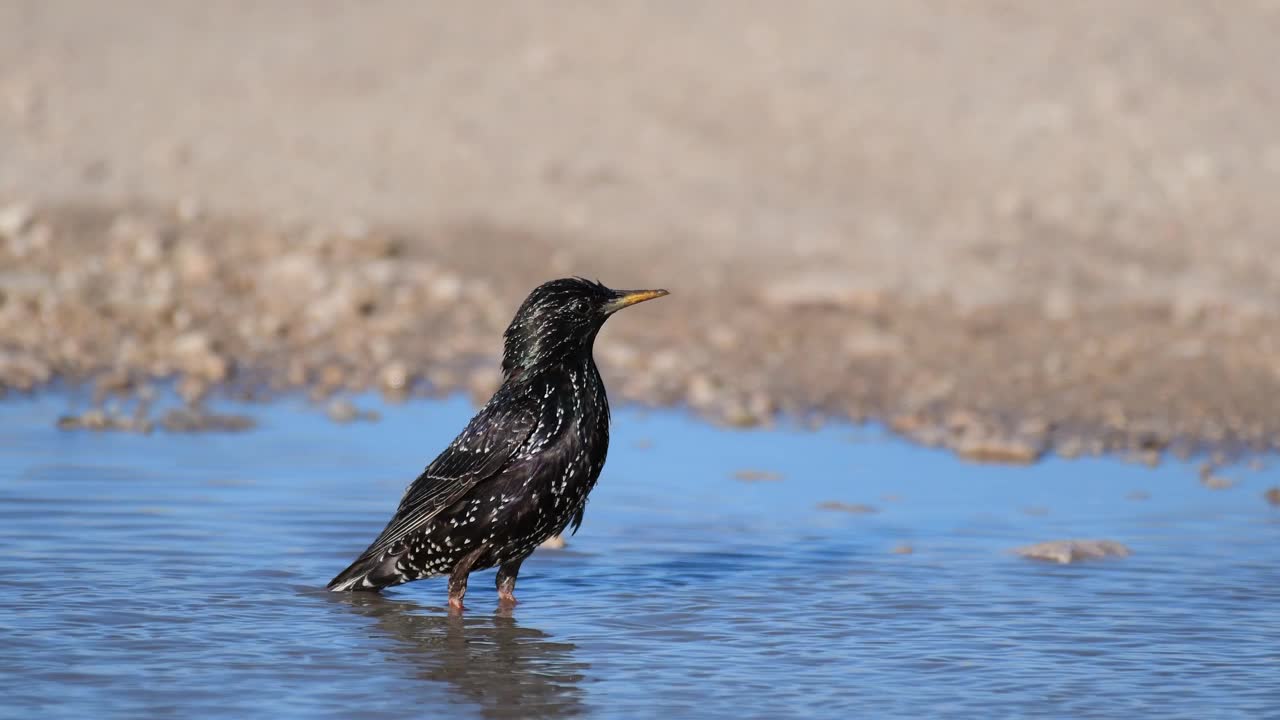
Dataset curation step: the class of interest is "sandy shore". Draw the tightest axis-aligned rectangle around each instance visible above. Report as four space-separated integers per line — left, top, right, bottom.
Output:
2 2 1279 457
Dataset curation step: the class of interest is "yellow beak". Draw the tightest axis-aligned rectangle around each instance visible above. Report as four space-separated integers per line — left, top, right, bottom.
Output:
604 288 669 313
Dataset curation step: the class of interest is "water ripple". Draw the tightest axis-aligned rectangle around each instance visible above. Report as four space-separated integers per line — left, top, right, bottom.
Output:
0 394 1278 718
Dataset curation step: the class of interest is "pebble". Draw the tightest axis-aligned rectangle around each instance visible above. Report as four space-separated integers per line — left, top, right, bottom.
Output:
0 203 34 239
817 501 878 514
160 408 255 432
0 352 52 390
94 368 134 394
325 399 380 424
953 432 1045 465
58 409 109 431
1013 539 1131 564
842 329 904 358
176 196 204 222
1056 437 1085 459
57 406 252 434
327 399 359 423
1264 487 1280 507
539 535 567 550
732 469 783 483
1199 474 1237 490
1136 449 1162 467
1041 287 1077 321
760 273 883 310
178 375 209 404
428 273 463 303
900 411 1053 464
380 361 410 392
172 332 212 357
1198 462 1237 490
319 365 347 389
719 399 766 428
686 374 719 409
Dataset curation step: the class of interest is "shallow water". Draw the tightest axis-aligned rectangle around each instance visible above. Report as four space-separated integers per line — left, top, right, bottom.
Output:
1 393 1277 719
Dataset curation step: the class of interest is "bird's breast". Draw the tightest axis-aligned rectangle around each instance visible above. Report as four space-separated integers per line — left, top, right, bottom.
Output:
513 366 610 519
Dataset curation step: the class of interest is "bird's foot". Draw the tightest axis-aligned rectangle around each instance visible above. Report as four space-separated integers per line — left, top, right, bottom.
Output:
448 595 466 612
495 557 523 608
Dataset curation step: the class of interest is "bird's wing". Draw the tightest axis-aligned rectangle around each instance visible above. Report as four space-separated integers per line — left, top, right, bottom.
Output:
362 391 537 555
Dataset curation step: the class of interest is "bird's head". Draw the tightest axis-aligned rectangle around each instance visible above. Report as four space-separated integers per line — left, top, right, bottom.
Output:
501 277 668 381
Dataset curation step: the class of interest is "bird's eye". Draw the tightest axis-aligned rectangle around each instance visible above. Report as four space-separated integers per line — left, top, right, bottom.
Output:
571 298 590 314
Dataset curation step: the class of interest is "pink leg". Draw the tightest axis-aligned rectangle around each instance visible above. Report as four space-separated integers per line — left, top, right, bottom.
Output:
496 557 525 606
447 547 486 611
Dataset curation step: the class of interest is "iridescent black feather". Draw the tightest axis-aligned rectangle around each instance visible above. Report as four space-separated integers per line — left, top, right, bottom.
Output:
328 278 666 598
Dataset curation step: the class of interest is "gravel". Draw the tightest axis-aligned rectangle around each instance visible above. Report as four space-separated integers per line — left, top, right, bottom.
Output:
326 398 380 424
56 404 255 434
1 203 1278 457
4 4 1280 457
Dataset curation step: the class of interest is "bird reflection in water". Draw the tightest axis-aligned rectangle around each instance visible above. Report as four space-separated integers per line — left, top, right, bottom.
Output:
330 592 588 718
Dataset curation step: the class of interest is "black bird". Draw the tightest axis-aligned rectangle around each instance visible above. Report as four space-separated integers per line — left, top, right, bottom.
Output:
327 278 668 608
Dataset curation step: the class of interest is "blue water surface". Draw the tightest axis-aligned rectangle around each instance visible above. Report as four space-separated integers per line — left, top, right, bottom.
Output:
0 392 1277 719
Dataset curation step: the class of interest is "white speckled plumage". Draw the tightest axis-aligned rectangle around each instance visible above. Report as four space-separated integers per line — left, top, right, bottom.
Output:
327 278 666 606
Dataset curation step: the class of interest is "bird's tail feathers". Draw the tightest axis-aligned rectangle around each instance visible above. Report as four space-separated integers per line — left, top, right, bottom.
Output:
326 547 405 592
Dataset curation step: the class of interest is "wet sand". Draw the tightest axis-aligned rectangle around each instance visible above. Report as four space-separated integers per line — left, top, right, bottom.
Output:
2 3 1279 456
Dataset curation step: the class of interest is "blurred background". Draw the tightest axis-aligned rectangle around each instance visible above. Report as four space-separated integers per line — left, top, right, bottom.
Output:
4 6 1280 717
2 1 1279 453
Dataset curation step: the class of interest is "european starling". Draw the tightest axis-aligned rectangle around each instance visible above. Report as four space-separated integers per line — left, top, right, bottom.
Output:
327 278 668 608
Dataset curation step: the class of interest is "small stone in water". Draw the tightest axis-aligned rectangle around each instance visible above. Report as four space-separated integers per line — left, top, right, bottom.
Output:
1013 539 1131 564
326 398 379 423
327 399 358 423
732 469 783 483
160 408 255 433
1198 462 1237 490
817 501 878 514
955 433 1044 464
1199 474 1236 490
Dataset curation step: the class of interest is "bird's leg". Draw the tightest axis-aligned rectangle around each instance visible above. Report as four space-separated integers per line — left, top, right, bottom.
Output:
496 556 525 606
447 546 486 611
